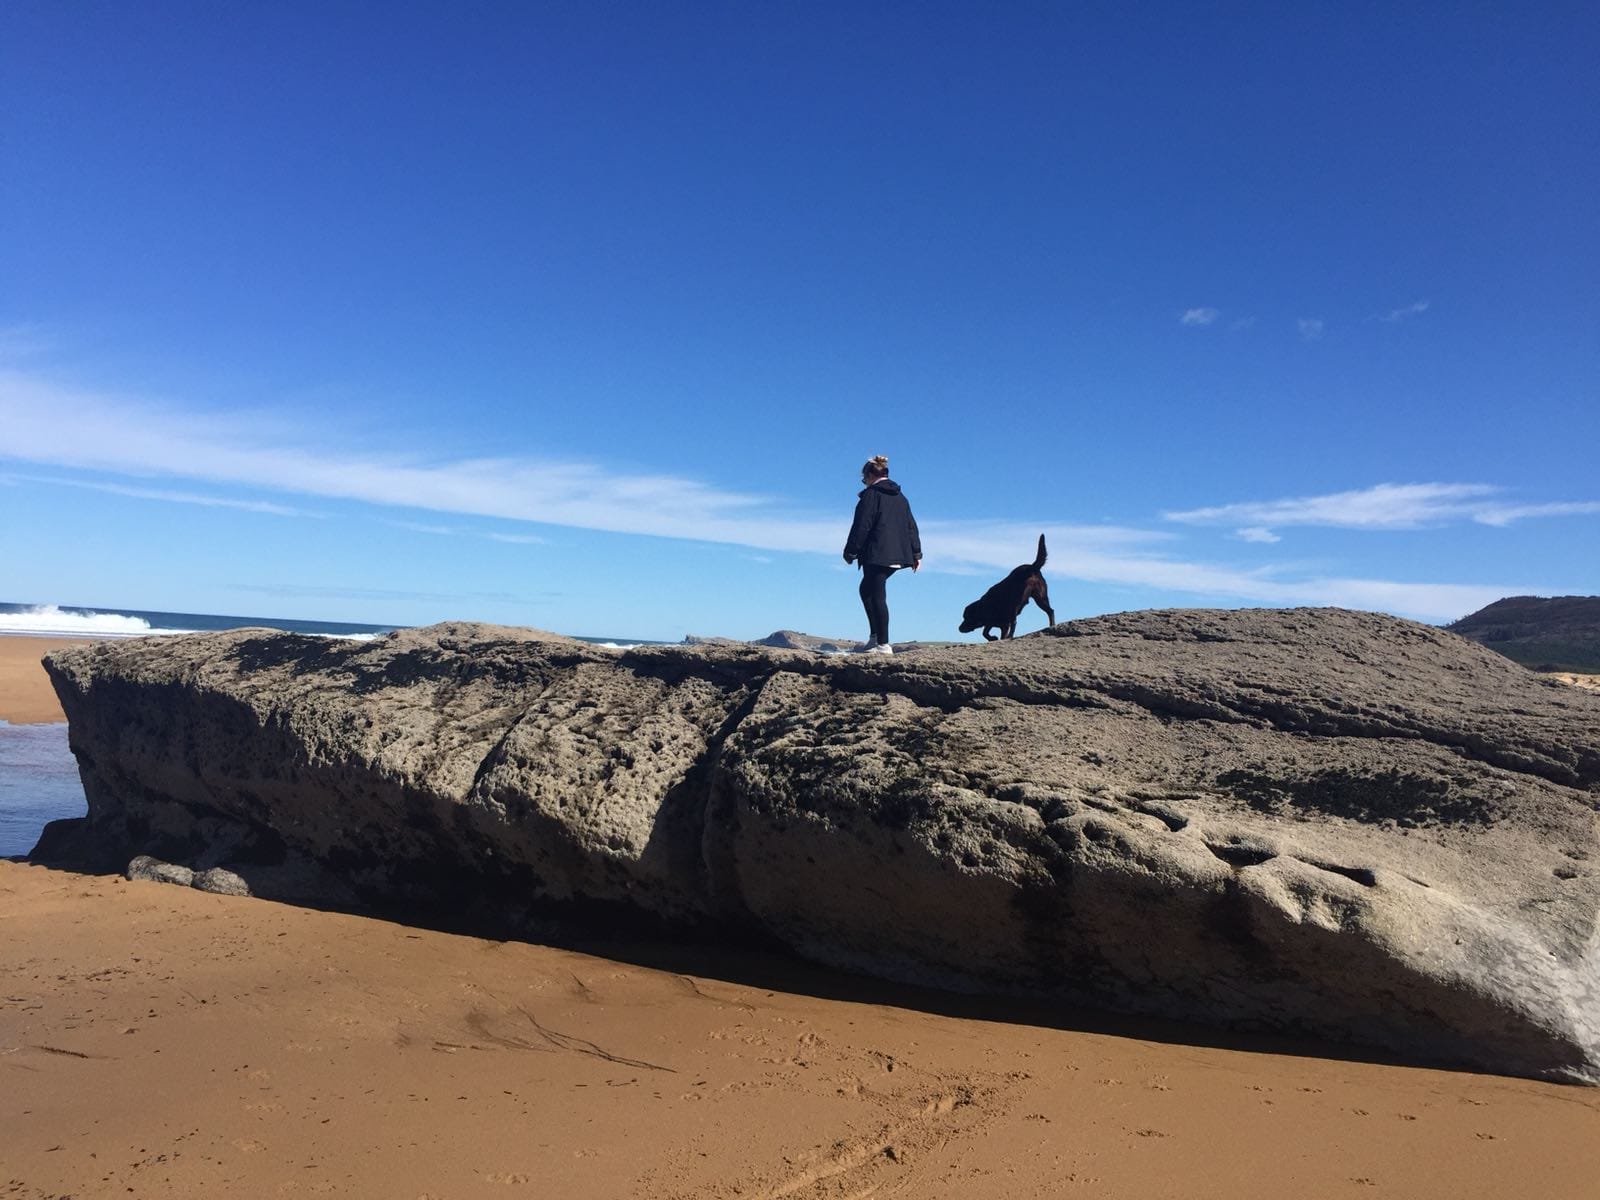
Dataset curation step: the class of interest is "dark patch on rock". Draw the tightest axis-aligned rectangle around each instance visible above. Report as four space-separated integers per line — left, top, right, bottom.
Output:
1216 765 1492 827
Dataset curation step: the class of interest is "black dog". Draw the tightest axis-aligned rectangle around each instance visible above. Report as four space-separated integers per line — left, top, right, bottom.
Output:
959 534 1055 640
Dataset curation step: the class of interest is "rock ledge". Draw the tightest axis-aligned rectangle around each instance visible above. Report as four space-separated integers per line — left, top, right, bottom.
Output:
39 608 1600 1083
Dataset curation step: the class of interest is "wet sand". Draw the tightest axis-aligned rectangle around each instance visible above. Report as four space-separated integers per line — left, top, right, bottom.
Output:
5 636 1600 1197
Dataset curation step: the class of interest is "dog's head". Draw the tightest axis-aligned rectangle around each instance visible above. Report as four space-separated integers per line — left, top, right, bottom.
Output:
958 602 981 633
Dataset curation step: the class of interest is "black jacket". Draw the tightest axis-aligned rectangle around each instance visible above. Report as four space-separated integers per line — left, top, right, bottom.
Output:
844 479 922 567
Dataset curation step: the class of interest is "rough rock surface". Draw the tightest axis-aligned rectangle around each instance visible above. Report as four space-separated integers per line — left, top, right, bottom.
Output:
38 609 1600 1082
126 854 195 888
685 630 863 653
125 854 252 896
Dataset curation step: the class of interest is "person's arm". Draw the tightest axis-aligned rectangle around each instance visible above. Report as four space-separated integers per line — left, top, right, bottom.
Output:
843 492 877 562
908 507 922 571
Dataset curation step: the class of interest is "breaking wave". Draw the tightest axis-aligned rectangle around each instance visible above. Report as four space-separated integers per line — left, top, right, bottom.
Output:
0 605 185 638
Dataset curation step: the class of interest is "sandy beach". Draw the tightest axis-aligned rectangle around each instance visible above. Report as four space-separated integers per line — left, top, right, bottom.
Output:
0 635 93 724
5 637 1600 1197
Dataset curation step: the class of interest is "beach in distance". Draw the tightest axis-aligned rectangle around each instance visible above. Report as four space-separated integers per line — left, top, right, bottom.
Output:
5 629 1600 1198
0 634 94 723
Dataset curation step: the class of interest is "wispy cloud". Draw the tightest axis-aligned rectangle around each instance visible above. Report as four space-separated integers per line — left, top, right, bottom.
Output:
985 531 1523 621
1298 317 1325 340
1180 307 1220 326
920 521 1529 621
385 519 549 545
0 368 794 544
1380 299 1430 323
0 370 1568 624
1233 527 1280 544
1470 500 1600 527
1 372 1179 570
3 470 314 516
0 323 52 361
1165 482 1600 535
385 520 456 536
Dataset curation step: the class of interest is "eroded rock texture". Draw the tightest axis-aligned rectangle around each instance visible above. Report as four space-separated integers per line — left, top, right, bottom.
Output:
39 609 1600 1082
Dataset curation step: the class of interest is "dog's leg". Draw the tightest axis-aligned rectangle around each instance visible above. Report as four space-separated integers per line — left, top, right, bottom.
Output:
1034 578 1055 626
983 627 998 641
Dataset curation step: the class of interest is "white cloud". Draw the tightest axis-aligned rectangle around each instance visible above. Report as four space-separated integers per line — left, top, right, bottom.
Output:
917 520 1528 621
0 368 794 545
1298 317 1325 340
0 370 1568 625
922 521 1172 575
4 471 313 516
1026 541 1519 622
1234 527 1280 543
1380 299 1430 323
386 520 456 536
1165 482 1600 535
1471 500 1600 527
1180 307 1220 326
385 520 548 544
1167 483 1498 531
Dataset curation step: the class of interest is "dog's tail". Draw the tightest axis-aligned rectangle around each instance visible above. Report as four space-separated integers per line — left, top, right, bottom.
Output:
1034 533 1047 570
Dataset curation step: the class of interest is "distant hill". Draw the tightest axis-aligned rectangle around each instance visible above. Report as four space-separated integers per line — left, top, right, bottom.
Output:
1447 595 1600 673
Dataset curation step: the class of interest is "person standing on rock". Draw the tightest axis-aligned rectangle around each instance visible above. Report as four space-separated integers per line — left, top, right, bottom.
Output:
843 454 921 655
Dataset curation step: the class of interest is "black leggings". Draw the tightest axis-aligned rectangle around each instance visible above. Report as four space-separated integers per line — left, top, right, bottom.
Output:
858 564 900 644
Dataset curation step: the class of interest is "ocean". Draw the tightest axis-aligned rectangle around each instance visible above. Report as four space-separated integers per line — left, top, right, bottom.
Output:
0 720 84 858
0 602 656 858
1 602 390 857
0 601 396 640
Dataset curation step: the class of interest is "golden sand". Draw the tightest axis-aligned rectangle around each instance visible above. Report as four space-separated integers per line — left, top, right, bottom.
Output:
5 640 1600 1197
0 635 94 723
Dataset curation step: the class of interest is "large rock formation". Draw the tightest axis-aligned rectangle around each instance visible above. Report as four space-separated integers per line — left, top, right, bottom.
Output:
38 609 1600 1083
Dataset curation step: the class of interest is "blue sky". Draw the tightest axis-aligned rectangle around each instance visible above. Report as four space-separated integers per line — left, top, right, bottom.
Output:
2 2 1596 641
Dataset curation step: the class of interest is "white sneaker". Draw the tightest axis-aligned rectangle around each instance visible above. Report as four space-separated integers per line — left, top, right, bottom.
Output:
870 642 894 656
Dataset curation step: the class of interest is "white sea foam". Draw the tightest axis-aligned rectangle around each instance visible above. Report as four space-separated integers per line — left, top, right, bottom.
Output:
0 605 187 638
0 606 385 641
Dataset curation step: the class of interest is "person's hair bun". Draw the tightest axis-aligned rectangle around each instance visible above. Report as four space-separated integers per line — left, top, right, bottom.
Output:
863 454 889 476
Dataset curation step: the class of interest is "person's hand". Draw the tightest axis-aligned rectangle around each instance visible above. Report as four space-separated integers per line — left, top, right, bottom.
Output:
843 552 854 564
912 558 921 573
